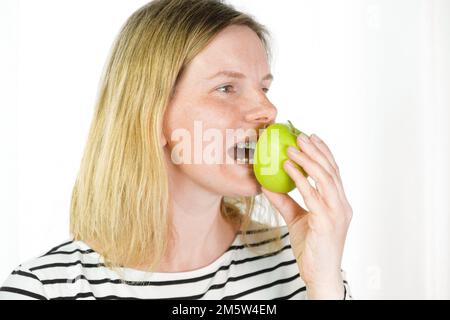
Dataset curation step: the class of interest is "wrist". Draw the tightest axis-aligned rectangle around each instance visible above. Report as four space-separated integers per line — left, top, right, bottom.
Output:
305 275 344 300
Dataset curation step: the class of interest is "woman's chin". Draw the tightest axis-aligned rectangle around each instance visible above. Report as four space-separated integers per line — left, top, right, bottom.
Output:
242 184 262 197
226 164 262 196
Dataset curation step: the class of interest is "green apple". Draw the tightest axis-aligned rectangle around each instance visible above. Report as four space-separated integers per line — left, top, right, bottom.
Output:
253 120 308 193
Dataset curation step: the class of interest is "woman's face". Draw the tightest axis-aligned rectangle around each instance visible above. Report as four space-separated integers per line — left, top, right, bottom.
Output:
163 25 277 197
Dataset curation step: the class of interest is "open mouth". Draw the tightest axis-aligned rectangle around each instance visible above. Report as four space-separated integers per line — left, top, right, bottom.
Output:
227 137 257 165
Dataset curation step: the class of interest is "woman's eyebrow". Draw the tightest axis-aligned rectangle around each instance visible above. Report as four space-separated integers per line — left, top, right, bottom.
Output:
206 70 273 81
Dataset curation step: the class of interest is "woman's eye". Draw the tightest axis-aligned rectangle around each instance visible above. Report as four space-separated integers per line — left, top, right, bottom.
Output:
217 85 234 94
216 85 269 94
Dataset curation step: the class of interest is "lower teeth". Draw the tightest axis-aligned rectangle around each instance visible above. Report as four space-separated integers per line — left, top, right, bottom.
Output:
235 147 254 164
237 157 252 164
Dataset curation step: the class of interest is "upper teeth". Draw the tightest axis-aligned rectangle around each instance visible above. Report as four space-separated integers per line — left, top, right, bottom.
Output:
236 141 256 149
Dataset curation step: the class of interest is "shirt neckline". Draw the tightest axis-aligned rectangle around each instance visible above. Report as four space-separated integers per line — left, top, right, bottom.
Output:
76 232 241 280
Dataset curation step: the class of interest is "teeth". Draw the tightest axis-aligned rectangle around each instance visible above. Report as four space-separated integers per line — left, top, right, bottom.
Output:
234 141 256 164
236 141 256 149
232 139 257 164
236 158 250 164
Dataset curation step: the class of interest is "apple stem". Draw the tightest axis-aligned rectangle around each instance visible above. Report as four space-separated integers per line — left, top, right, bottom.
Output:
287 120 302 136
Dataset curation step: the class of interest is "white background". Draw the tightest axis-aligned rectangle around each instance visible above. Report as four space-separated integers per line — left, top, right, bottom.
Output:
1 0 449 299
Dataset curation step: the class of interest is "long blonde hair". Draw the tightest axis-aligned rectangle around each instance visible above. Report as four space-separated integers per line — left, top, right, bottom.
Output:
70 0 283 271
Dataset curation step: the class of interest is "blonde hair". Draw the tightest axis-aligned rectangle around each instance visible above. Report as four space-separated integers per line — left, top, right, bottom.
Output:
70 0 283 272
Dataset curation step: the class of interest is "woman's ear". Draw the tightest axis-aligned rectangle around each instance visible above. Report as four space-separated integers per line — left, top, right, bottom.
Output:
160 131 168 147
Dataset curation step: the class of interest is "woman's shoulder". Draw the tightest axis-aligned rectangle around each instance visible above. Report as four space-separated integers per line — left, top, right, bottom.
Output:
0 239 99 300
14 239 98 272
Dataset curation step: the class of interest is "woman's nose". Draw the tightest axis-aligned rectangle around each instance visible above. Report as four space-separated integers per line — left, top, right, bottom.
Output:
244 98 278 126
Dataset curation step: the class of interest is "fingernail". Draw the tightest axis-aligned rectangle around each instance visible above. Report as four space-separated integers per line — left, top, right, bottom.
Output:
299 133 310 143
287 146 300 155
284 159 295 168
311 134 321 143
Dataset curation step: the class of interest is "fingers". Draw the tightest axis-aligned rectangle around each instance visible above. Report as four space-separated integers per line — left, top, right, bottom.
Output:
282 159 327 215
261 187 308 225
296 133 349 206
309 134 340 176
286 145 341 209
298 133 339 181
308 134 350 205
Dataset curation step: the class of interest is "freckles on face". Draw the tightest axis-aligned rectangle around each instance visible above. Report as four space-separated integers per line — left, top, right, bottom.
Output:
163 25 272 197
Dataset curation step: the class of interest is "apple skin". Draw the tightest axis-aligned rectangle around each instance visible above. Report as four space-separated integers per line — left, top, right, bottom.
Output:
253 121 308 193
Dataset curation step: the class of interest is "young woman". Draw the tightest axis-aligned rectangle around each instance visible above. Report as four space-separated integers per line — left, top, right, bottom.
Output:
1 0 353 300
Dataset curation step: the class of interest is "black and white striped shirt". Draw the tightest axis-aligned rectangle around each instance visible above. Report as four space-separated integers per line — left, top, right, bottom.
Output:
0 225 352 300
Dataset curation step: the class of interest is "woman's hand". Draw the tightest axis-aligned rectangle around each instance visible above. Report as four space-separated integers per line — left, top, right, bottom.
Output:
261 133 352 299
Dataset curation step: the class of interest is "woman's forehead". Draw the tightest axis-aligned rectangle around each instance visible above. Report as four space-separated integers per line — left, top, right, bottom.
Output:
182 26 270 80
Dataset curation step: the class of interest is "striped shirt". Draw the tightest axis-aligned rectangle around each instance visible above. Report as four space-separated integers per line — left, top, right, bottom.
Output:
0 225 352 300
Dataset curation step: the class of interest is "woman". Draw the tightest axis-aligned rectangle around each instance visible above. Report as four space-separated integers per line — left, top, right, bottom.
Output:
0 0 353 300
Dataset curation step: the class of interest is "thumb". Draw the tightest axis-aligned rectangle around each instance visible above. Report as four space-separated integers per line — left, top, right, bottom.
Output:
261 187 308 225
